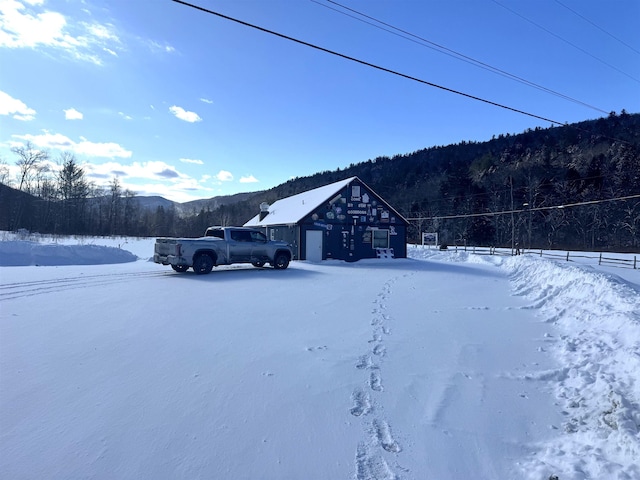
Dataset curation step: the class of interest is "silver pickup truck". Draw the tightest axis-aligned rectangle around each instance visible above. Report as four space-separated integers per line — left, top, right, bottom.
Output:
153 226 293 274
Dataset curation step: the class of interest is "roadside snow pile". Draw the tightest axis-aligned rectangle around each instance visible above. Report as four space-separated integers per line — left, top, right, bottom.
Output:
0 241 137 266
409 246 640 480
505 257 640 480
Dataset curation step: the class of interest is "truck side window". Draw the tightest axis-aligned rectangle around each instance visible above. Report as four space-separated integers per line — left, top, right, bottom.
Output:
231 231 252 242
206 229 224 239
251 231 267 242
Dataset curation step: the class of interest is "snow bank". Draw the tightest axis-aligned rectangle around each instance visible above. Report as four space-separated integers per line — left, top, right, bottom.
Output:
0 241 137 266
505 257 640 480
409 246 640 480
0 231 154 266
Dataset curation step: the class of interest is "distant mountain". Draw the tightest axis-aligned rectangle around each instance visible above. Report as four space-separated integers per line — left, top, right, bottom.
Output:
129 191 264 215
179 191 264 213
131 196 175 211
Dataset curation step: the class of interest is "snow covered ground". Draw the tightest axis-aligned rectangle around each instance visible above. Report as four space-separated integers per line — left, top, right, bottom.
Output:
0 234 638 480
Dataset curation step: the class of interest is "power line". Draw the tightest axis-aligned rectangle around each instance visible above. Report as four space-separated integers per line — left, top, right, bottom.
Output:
314 0 608 115
171 0 567 126
492 0 640 85
554 0 640 57
171 0 633 146
405 193 640 221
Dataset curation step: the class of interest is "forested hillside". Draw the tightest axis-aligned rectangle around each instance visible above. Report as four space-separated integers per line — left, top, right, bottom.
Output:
2 112 639 251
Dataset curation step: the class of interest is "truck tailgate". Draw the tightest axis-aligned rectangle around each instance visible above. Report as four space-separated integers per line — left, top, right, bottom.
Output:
155 238 179 256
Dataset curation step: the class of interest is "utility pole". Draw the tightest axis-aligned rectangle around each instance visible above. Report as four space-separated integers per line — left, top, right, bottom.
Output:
510 176 515 254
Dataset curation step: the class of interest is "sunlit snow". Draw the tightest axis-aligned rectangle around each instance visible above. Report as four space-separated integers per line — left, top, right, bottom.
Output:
1 234 638 479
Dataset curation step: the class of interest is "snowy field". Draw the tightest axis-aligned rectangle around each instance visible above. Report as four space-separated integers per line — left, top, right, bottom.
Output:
1 234 639 480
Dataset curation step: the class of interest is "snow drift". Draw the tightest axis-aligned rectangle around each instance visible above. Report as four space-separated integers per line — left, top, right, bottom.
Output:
411 247 640 479
0 240 137 266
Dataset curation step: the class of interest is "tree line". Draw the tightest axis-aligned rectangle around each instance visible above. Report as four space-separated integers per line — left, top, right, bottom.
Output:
1 112 639 251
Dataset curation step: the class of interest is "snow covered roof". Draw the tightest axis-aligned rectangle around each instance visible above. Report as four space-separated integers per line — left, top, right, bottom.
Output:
244 177 357 226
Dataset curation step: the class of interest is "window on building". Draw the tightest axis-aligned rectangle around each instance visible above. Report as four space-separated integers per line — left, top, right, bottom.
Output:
372 229 389 248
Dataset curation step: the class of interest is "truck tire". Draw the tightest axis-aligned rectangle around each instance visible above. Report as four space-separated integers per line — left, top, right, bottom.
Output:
272 252 290 270
171 264 189 273
193 254 214 274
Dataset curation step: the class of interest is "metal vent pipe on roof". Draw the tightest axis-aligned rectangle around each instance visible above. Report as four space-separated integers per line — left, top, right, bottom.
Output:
259 202 270 221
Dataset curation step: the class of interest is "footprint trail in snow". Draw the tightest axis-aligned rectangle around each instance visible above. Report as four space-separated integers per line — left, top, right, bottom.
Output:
350 275 410 478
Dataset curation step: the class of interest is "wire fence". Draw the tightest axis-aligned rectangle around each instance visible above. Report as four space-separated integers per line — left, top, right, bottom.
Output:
414 244 638 270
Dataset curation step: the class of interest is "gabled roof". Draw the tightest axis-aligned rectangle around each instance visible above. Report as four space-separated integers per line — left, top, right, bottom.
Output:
244 176 409 227
244 177 356 226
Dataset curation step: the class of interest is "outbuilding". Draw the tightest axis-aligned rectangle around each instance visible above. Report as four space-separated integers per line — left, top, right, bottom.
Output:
244 176 408 262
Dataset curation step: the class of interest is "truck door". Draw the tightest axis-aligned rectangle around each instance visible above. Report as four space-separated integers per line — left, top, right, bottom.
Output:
229 230 253 262
249 230 269 261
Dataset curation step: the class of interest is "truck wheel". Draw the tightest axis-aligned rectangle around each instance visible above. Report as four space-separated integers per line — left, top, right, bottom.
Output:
273 253 290 270
171 264 189 273
252 261 265 268
193 254 214 274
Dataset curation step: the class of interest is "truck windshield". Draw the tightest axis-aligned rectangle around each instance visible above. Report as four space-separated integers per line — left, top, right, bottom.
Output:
205 229 224 239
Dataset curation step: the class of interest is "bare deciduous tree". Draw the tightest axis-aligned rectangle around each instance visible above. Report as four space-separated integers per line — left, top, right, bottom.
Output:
12 141 49 193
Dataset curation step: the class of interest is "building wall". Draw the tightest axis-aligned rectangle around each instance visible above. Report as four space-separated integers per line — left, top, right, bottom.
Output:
254 179 408 262
265 225 300 259
297 179 407 261
299 223 406 261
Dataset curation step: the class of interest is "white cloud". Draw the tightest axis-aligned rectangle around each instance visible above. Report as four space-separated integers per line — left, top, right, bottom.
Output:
64 107 83 120
0 90 36 120
85 23 118 42
180 158 204 165
82 160 218 202
169 105 201 123
84 160 186 181
75 139 132 158
216 170 233 182
13 131 132 158
0 0 122 65
200 98 213 104
118 112 132 120
240 175 259 183
148 40 176 55
14 131 72 148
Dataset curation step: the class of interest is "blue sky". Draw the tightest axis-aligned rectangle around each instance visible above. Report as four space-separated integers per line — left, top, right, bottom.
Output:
1 0 638 203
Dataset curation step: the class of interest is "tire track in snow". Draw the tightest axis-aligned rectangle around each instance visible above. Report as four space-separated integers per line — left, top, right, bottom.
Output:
0 271 171 300
351 275 409 479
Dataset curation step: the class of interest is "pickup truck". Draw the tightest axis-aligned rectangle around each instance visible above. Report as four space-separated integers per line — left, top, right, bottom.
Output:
153 226 293 274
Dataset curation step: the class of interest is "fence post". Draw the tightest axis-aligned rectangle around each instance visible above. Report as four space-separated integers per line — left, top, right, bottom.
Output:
540 249 543 257
599 252 602 265
635 256 637 269
566 251 570 262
